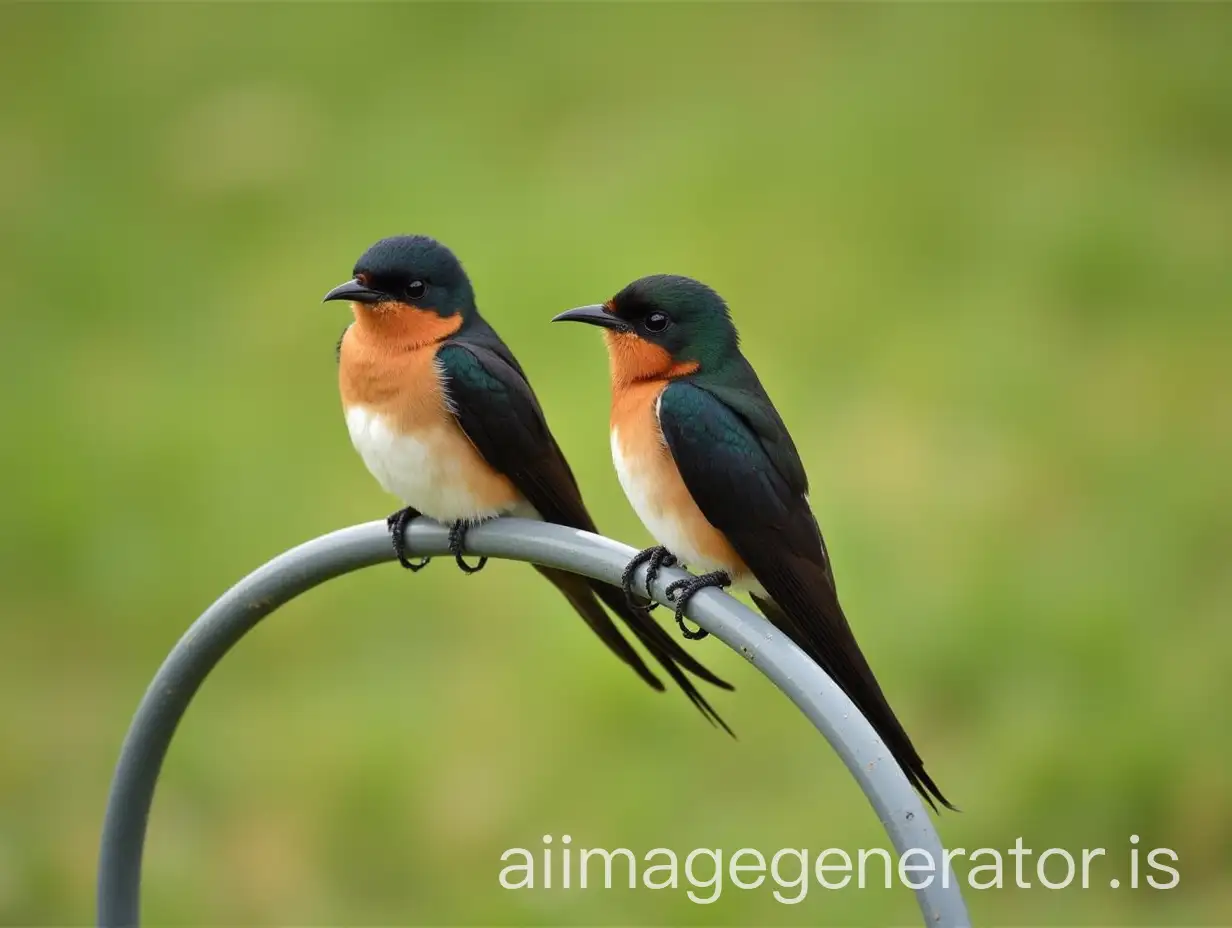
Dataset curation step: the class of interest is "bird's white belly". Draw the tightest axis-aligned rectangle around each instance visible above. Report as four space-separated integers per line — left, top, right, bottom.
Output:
610 428 730 575
346 405 527 523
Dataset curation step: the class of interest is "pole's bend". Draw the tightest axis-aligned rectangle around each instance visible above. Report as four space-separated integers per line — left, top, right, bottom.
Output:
97 517 970 927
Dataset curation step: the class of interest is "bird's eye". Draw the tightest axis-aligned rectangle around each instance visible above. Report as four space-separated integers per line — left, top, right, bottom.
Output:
644 311 670 333
406 279 427 300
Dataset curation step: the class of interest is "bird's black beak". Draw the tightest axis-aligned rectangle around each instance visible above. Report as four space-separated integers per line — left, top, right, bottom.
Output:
322 278 387 305
551 304 631 331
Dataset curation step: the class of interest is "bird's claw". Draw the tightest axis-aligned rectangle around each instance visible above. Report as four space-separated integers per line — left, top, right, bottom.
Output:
665 571 731 640
644 548 678 604
621 545 674 613
387 507 431 571
448 520 488 574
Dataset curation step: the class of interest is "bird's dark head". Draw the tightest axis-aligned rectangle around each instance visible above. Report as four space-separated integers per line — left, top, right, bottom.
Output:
553 274 738 384
323 235 476 345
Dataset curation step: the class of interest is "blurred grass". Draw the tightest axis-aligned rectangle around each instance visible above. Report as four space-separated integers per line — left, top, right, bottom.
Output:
1 3 1230 925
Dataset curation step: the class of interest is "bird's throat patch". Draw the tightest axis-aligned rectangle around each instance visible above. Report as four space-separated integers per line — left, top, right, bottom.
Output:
602 331 698 386
351 302 463 351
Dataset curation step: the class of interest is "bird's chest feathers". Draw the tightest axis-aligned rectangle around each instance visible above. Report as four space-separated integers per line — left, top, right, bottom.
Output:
338 325 519 520
609 381 743 576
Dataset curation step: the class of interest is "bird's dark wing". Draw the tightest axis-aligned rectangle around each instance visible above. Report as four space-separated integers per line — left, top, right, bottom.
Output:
698 355 809 499
435 334 734 730
658 380 951 809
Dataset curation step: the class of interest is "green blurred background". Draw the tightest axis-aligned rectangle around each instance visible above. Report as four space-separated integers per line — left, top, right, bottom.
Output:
2 3 1229 925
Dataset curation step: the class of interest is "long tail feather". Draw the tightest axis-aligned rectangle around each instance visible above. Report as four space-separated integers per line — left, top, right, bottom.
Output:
536 566 733 734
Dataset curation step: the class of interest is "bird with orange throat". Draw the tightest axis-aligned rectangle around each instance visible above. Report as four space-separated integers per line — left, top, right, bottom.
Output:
323 236 732 729
554 275 954 810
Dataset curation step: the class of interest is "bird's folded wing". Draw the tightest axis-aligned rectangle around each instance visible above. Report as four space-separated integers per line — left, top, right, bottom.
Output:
657 380 949 806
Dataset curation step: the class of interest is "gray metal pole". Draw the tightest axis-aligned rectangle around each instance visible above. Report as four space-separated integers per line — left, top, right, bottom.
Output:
97 518 970 928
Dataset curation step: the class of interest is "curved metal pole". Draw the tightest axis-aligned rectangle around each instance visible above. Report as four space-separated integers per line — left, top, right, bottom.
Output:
98 518 970 928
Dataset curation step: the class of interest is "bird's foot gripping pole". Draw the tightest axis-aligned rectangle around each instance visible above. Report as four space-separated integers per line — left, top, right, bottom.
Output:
620 545 677 613
448 520 488 574
387 508 431 571
665 571 731 640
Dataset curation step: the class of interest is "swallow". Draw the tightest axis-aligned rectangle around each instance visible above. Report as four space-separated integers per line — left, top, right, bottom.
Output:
322 236 733 729
553 274 953 810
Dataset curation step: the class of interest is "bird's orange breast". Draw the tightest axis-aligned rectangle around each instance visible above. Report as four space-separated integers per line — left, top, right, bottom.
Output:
338 306 521 517
338 315 451 434
610 376 749 581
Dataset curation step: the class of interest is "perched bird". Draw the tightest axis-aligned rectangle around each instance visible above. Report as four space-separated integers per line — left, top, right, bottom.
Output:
322 236 732 728
553 275 953 810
